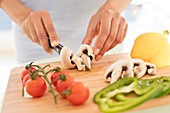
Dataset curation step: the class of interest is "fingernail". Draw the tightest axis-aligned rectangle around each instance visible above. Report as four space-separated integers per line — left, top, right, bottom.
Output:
94 48 100 55
96 55 102 61
52 40 58 47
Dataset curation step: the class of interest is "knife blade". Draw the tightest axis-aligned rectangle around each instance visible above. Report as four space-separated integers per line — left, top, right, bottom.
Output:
48 38 90 71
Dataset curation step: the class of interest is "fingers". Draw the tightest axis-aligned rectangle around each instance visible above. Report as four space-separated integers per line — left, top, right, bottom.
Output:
93 10 112 56
95 14 120 59
31 11 52 54
107 18 128 51
21 11 59 54
84 9 128 61
115 18 127 43
41 11 59 47
27 19 40 45
82 15 98 45
21 17 34 42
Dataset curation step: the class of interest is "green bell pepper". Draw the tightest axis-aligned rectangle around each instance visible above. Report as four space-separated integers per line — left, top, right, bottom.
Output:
93 76 170 113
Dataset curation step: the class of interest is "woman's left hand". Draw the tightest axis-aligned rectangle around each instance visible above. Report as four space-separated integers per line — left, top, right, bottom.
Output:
82 9 128 61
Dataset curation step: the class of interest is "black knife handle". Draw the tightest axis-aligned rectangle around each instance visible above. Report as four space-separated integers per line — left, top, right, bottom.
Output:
48 38 63 54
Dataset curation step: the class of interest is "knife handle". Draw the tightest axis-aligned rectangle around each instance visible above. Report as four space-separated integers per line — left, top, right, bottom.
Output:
48 38 63 54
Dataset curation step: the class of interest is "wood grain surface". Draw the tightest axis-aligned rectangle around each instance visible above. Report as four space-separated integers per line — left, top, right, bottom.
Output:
2 53 170 113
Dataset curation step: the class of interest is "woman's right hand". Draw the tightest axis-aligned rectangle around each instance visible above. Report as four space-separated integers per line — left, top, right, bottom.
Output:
21 10 59 54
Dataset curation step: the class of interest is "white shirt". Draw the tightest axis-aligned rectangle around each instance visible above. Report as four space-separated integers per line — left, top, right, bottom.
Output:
14 0 170 63
13 0 107 63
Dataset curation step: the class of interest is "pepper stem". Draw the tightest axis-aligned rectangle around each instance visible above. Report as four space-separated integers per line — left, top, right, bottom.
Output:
163 30 169 36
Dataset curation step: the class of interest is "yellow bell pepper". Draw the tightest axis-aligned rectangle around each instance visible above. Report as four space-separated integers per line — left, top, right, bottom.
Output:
130 31 170 68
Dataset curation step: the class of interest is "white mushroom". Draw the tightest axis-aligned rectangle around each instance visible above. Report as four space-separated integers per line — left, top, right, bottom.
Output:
145 62 157 75
71 54 86 71
77 44 94 70
132 59 147 78
60 46 89 71
80 54 91 70
104 59 134 84
104 58 157 84
60 46 76 69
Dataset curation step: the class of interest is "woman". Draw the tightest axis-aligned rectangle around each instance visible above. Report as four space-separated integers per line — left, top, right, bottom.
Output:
0 0 130 63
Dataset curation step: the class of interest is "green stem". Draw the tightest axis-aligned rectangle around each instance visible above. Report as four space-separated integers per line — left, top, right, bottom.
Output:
43 75 57 104
46 67 61 75
26 62 59 104
42 64 50 70
38 65 58 104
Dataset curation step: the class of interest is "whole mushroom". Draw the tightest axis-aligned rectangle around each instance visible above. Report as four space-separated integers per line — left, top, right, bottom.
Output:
60 46 76 69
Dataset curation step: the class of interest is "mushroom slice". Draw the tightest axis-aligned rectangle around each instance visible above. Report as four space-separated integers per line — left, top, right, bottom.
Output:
132 59 147 78
145 62 157 75
77 44 94 70
71 54 86 71
108 67 123 83
104 59 134 84
81 54 91 70
60 46 76 69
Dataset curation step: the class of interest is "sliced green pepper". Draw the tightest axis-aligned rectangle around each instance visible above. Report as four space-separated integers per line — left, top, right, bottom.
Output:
93 76 170 113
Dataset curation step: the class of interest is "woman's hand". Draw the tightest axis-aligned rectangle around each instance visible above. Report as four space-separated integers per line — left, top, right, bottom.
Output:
21 10 59 54
83 9 128 61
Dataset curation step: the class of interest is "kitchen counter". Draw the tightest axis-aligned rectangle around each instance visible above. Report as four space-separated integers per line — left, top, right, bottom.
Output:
1 54 170 113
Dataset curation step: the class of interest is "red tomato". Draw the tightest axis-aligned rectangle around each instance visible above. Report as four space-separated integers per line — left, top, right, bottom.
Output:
51 69 70 87
21 67 36 81
56 75 74 93
66 82 90 105
22 74 30 86
25 77 46 98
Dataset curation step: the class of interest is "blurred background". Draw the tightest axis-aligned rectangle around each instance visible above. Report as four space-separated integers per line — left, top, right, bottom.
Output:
0 9 16 67
0 0 170 67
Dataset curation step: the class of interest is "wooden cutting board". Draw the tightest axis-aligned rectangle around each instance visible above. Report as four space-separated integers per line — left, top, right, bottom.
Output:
2 53 170 113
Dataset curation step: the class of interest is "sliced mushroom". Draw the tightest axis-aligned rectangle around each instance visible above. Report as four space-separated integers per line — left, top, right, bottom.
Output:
132 59 147 78
80 54 91 70
145 62 157 75
71 54 86 71
106 67 123 83
104 58 157 84
104 59 134 84
60 46 76 69
77 44 94 70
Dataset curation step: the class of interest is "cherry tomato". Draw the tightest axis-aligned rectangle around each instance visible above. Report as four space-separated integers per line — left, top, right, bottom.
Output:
21 67 36 80
22 74 30 86
66 82 90 105
51 69 70 87
56 75 74 93
25 77 46 98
